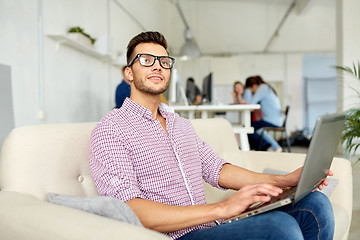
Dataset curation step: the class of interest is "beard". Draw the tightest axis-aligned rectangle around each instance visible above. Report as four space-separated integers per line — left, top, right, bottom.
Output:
132 75 170 95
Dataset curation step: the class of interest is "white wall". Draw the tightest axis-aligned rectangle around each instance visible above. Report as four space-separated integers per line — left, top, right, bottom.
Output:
0 0 172 127
43 0 113 123
1 0 40 126
284 54 304 132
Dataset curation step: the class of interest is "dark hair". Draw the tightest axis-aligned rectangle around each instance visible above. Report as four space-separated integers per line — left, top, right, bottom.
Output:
126 31 168 65
187 77 195 83
245 75 277 95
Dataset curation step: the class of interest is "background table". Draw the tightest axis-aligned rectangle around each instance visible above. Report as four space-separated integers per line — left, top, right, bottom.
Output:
171 104 260 151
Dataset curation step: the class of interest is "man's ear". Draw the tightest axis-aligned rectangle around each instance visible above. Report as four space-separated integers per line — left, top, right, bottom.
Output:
125 66 133 82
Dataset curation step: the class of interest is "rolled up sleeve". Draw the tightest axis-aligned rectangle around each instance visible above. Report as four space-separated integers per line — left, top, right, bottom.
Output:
89 122 144 202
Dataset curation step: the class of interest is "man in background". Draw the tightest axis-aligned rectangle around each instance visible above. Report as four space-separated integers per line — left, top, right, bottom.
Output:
115 66 131 108
186 77 202 105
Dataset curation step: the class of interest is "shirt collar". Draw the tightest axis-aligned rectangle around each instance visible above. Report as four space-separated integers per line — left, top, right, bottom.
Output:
122 98 174 120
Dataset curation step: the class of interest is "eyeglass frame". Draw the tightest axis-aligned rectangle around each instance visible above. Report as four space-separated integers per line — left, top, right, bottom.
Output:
127 53 175 69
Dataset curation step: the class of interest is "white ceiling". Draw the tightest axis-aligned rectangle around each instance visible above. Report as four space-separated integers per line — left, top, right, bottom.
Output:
125 0 336 57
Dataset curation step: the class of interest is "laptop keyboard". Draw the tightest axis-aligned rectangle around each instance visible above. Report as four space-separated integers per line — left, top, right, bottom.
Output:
248 187 297 210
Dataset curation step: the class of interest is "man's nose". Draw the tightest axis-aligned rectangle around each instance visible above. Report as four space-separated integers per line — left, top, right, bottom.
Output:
152 59 162 71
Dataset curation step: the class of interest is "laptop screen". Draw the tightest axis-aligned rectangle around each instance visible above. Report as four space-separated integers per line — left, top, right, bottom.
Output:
294 113 345 202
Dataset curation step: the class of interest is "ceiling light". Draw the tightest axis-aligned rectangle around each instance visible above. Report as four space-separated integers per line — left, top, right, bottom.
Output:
175 1 201 60
179 28 200 60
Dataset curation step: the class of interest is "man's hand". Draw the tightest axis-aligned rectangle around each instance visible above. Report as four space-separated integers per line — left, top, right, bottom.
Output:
219 183 283 219
281 167 302 188
317 169 333 190
283 167 333 190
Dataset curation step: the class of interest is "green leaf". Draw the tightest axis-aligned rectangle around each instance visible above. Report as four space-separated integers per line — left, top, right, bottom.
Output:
68 26 97 45
340 107 360 164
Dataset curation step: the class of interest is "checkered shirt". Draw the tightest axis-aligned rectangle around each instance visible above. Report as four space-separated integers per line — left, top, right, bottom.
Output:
89 98 228 239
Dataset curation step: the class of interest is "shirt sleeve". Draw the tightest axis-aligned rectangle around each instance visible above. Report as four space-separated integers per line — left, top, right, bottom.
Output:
194 134 228 190
89 121 144 202
243 88 252 103
249 84 268 104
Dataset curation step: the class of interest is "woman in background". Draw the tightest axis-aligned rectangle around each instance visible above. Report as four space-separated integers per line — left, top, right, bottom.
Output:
244 76 283 152
232 81 246 104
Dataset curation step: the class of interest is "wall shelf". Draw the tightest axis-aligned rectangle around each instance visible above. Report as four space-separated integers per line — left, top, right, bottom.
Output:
47 34 119 64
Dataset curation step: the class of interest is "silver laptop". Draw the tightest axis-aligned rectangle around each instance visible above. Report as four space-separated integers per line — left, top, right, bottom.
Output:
222 113 345 224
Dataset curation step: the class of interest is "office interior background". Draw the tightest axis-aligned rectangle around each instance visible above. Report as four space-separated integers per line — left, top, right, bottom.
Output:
0 0 360 131
0 0 358 131
1 0 360 239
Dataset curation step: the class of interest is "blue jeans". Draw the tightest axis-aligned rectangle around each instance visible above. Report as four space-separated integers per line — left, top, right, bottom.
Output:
249 120 281 150
178 191 334 240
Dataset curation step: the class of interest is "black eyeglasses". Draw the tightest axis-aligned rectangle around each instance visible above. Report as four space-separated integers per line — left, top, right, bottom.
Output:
128 53 175 69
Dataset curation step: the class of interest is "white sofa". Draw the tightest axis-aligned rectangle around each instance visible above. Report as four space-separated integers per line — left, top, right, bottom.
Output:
0 118 352 240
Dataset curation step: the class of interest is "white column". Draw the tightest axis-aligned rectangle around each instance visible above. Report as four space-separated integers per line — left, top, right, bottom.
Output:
336 0 360 112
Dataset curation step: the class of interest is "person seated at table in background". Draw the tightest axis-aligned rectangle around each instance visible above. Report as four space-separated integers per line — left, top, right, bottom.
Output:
186 77 202 105
243 75 283 152
115 66 131 108
232 81 246 104
232 80 263 127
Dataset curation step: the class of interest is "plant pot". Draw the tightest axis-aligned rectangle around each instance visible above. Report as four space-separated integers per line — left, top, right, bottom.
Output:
67 32 92 47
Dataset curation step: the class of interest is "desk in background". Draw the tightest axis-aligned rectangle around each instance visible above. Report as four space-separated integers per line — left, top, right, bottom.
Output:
171 104 260 151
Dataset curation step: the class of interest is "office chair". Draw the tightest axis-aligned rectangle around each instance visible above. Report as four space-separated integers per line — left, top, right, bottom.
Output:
259 106 291 152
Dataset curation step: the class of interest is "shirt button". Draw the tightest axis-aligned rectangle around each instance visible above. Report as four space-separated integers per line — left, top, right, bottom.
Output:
78 175 84 182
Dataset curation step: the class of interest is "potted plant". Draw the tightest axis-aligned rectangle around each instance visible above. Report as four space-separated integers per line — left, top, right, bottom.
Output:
67 26 96 46
336 62 360 163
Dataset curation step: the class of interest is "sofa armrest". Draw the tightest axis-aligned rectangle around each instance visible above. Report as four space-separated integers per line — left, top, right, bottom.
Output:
238 151 352 210
0 191 169 240
232 150 353 240
239 152 352 208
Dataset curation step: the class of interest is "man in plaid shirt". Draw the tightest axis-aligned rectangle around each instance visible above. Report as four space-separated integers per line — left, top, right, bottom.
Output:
89 31 334 240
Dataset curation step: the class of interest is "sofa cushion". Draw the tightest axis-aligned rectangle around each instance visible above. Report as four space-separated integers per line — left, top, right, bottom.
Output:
47 193 143 227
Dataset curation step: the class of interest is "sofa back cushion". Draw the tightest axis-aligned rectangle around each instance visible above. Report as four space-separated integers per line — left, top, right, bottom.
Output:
0 122 99 200
190 118 244 164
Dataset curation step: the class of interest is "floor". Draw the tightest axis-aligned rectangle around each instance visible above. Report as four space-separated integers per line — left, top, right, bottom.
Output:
290 146 360 240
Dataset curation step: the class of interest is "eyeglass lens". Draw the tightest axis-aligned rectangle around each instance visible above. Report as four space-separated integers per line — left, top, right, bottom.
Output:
138 54 174 69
